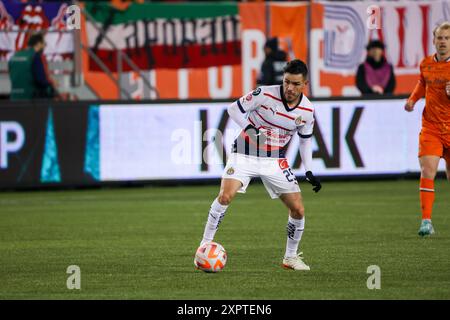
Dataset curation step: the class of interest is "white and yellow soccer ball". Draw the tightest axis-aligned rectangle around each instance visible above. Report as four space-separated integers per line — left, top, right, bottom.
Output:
194 242 227 273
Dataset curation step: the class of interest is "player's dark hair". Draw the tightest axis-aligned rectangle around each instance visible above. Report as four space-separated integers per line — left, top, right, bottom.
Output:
28 33 45 47
283 59 308 79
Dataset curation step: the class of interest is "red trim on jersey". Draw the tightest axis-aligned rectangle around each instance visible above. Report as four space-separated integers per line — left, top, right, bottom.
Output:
296 106 313 112
263 93 282 102
261 105 296 120
275 112 295 120
255 111 291 131
239 131 282 151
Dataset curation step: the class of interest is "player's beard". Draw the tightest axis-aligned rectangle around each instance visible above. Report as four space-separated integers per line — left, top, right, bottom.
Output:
284 90 300 104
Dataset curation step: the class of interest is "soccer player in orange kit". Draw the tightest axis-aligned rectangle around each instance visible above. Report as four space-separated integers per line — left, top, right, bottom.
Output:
405 21 450 236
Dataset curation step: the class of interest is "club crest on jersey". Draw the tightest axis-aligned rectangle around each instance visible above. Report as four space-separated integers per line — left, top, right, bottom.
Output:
295 116 303 126
227 167 235 175
252 88 261 96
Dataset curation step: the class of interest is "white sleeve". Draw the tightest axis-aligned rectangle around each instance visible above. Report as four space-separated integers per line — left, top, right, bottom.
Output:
298 112 314 172
227 102 251 129
298 112 314 138
227 87 264 129
236 87 263 113
299 137 312 173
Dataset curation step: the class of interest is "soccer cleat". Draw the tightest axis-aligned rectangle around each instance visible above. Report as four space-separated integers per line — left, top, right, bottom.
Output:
418 220 435 237
282 252 310 271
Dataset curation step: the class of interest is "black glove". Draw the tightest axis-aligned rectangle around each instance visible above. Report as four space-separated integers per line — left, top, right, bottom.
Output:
244 124 266 146
305 171 322 193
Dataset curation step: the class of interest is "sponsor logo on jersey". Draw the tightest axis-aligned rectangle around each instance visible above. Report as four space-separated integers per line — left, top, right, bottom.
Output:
295 116 303 126
278 158 289 170
252 87 261 96
226 167 235 175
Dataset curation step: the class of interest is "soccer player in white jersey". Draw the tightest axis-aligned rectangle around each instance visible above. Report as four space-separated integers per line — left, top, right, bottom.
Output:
197 60 322 271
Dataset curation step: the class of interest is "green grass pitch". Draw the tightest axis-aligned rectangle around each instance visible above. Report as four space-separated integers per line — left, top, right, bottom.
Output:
0 179 449 299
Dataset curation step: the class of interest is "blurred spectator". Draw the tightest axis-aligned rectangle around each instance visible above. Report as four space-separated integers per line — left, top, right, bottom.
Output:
356 40 396 95
8 32 56 100
257 37 287 86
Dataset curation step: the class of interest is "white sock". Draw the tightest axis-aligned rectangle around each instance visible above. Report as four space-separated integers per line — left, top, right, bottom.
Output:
200 198 229 246
285 216 305 258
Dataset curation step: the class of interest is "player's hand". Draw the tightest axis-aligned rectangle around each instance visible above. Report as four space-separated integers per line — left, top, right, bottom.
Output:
305 171 322 193
244 124 260 141
404 100 415 112
445 81 450 98
244 124 266 146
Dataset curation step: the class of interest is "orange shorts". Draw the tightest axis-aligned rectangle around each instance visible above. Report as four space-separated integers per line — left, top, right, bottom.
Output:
418 124 450 162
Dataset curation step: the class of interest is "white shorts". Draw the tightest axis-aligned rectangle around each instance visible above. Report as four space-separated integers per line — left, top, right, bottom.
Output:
222 153 301 199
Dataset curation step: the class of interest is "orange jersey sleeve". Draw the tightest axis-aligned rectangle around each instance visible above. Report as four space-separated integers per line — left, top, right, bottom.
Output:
409 55 450 125
408 74 425 103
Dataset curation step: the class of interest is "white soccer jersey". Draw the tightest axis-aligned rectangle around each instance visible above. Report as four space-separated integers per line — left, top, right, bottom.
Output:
231 85 315 158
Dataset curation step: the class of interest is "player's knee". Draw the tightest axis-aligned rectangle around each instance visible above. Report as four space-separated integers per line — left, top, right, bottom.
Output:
217 192 234 206
290 206 305 219
421 165 437 179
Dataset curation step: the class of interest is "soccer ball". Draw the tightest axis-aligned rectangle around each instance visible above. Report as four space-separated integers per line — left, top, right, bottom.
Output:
194 242 227 272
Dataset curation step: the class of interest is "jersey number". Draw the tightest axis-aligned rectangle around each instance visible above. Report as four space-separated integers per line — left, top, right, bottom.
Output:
283 169 297 184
